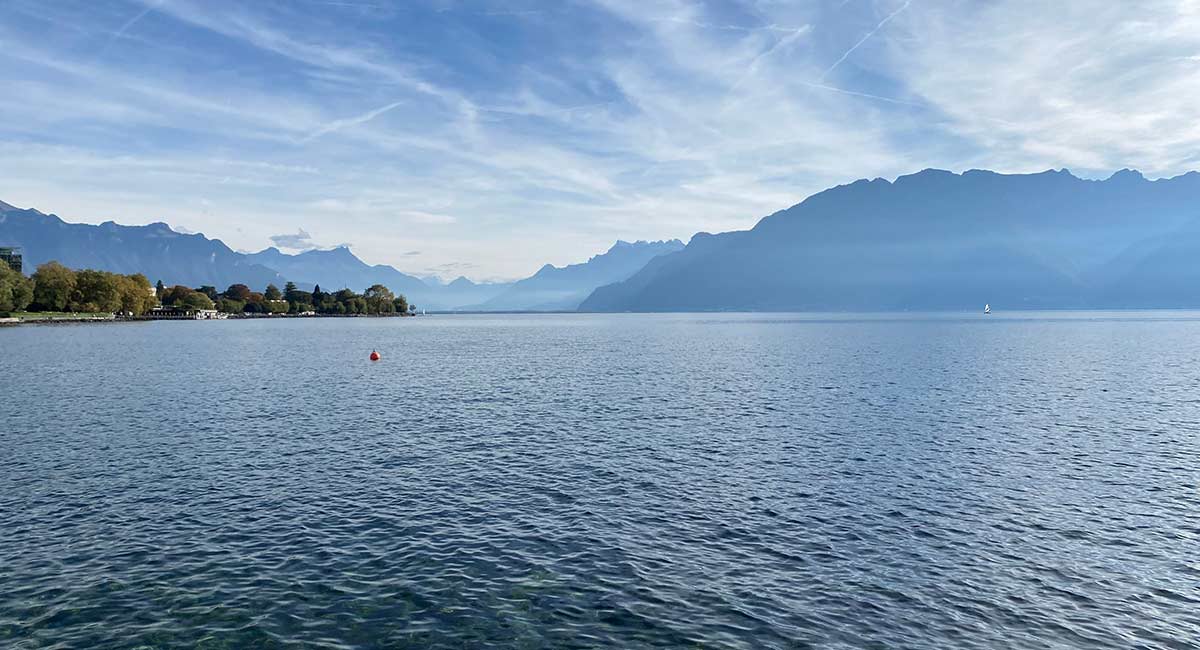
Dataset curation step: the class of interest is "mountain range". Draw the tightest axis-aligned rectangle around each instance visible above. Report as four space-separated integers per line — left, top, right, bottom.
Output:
7 168 1200 313
0 202 286 290
581 168 1200 311
475 239 684 311
0 201 678 311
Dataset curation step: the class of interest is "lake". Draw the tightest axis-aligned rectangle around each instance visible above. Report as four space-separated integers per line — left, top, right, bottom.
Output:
2 313 1199 649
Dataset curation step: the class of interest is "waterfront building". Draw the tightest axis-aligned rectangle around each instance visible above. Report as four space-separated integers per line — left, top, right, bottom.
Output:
0 247 21 273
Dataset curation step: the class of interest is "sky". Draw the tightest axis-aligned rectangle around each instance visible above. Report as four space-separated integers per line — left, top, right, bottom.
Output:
2 0 1199 280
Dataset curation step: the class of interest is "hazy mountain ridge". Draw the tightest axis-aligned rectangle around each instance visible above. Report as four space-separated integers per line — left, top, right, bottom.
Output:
244 246 428 295
475 239 685 311
0 207 286 289
0 203 671 311
580 168 1200 312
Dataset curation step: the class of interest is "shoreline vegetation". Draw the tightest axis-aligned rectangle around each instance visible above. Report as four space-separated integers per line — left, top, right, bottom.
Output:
0 260 417 325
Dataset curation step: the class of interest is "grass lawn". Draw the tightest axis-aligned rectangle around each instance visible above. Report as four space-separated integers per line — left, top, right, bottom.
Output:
10 311 114 320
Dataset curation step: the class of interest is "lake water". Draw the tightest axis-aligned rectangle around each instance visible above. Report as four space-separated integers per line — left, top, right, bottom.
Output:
2 313 1199 649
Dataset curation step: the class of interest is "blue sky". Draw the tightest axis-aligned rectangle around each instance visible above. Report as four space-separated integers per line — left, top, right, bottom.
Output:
2 1 1199 279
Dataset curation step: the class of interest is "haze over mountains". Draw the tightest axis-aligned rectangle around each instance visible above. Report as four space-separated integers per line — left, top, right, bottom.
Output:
0 201 679 311
476 239 684 311
582 168 1200 311
6 168 1200 312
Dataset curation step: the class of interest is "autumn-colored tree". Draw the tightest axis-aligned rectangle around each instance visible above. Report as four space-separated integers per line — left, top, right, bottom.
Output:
160 285 195 306
224 284 252 301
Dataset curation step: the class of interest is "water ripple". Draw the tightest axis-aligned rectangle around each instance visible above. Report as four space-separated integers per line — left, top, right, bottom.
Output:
2 313 1199 648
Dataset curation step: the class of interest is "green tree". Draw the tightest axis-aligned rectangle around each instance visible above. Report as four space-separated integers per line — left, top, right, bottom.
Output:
224 284 251 301
196 285 219 301
264 284 282 300
178 291 214 311
393 294 408 314
70 269 122 313
117 274 156 315
0 263 33 313
216 297 245 314
31 261 76 311
156 279 166 298
364 284 395 314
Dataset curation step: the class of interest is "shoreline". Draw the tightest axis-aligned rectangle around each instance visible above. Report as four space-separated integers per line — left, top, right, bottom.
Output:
0 312 420 326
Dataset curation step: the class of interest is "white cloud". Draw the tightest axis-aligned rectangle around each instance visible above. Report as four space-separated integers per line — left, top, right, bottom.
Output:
891 0 1200 175
3 0 1199 280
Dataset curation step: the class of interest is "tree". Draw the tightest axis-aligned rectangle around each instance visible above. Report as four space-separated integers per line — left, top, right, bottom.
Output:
178 291 214 311
31 261 76 311
224 284 251 301
364 284 395 314
264 284 282 300
312 284 323 302
70 269 122 313
243 299 266 314
160 285 195 306
196 285 219 301
393 294 408 314
117 274 156 315
0 263 33 313
216 298 245 314
283 281 298 296
156 279 166 298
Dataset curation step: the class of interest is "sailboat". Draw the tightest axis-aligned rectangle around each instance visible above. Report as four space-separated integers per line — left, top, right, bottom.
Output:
984 304 991 314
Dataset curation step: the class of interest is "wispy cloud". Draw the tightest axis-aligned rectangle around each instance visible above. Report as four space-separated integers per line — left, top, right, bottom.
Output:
2 0 1198 280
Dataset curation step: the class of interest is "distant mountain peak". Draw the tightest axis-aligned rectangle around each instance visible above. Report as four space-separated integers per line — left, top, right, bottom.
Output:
605 238 684 254
1108 168 1145 182
0 199 18 212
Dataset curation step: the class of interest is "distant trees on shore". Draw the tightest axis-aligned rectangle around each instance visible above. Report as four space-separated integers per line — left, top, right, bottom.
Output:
2 260 414 318
0 261 156 315
159 280 412 315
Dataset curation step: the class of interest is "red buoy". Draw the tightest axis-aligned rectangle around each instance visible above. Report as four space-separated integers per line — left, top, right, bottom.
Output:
369 350 381 361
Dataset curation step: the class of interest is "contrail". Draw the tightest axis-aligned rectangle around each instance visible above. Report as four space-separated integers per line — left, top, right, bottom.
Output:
726 25 813 96
798 80 925 107
821 0 911 80
100 1 160 55
299 101 405 143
